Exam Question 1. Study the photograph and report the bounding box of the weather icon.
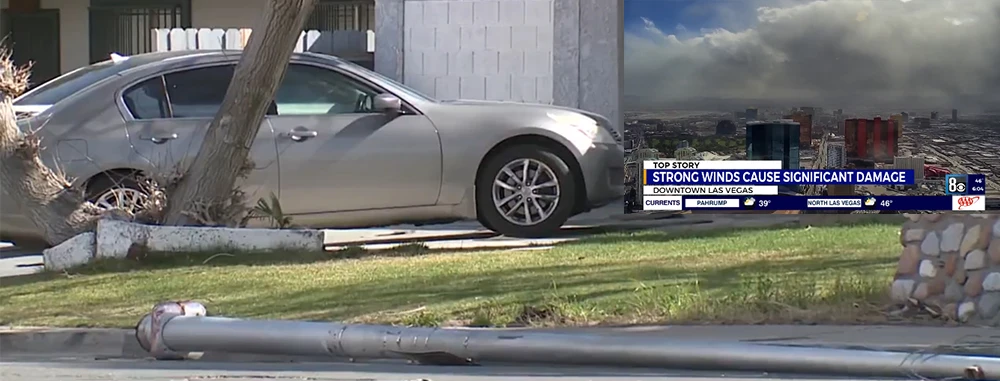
[743,197,756,207]
[864,197,877,207]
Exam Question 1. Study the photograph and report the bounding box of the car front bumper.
[578,142,625,209]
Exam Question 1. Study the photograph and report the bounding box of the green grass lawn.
[0,223,902,328]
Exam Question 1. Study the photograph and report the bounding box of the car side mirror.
[373,93,402,114]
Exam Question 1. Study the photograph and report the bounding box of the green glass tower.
[746,121,801,193]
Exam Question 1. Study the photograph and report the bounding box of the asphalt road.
[0,358,861,381]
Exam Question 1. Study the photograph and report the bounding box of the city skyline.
[625,0,1000,111]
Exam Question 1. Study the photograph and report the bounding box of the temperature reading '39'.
[947,176,967,194]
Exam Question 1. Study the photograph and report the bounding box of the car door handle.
[285,127,318,142]
[140,133,178,144]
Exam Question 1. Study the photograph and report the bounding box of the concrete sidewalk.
[3,324,998,362]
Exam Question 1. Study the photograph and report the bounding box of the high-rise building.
[931,111,939,120]
[715,120,738,135]
[844,118,899,163]
[893,156,925,184]
[783,112,813,147]
[901,112,909,122]
[952,109,958,122]
[747,121,801,193]
[745,108,759,121]
[826,140,846,169]
[746,121,800,170]
[890,114,905,139]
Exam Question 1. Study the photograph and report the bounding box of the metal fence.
[89,5,188,63]
[306,0,375,31]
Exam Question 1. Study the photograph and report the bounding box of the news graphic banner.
[643,195,987,212]
[944,174,988,195]
[642,160,782,196]
[641,160,916,196]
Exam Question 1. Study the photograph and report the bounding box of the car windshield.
[336,59,436,103]
[14,60,130,106]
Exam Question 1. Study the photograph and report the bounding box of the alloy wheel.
[491,158,561,226]
[94,187,148,213]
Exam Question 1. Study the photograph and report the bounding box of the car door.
[120,64,281,204]
[269,63,442,214]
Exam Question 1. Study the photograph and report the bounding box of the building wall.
[380,0,623,133]
[190,0,264,28]
[399,0,555,103]
[1,0,89,73]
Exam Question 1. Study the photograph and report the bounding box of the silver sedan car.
[1,51,623,247]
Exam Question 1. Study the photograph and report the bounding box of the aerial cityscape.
[624,0,1000,211]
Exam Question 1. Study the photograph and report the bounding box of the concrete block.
[485,75,511,100]
[472,1,499,25]
[421,1,449,25]
[498,50,524,74]
[536,24,554,50]
[524,0,553,26]
[459,76,486,99]
[498,0,526,25]
[423,52,449,76]
[144,226,324,253]
[435,25,461,52]
[95,219,325,260]
[511,27,538,50]
[511,75,538,102]
[460,26,487,50]
[485,26,512,50]
[536,76,553,104]
[434,76,460,99]
[448,1,473,25]
[405,74,436,96]
[403,51,424,78]
[448,51,474,75]
[406,26,436,51]
[42,232,96,271]
[95,218,148,260]
[523,50,551,76]
[473,50,499,75]
[403,1,423,27]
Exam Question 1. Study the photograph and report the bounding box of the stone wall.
[893,214,1000,324]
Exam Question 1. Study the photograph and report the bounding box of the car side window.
[123,77,170,119]
[274,64,378,116]
[163,65,235,118]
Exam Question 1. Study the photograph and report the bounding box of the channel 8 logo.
[945,174,968,195]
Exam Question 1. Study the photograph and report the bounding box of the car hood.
[440,99,602,119]
[438,99,621,142]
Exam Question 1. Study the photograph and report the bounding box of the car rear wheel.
[86,172,149,213]
[476,144,576,238]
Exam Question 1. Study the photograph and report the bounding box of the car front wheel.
[476,144,576,238]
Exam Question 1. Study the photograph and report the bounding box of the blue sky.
[624,0,761,36]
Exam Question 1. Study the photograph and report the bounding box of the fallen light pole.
[137,301,999,379]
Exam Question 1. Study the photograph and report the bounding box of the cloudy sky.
[625,0,1000,111]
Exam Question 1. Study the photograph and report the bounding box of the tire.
[476,144,576,238]
[85,171,148,212]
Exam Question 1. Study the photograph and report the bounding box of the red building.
[844,118,898,163]
[784,112,813,147]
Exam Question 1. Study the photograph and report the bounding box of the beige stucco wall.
[1,0,89,73]
[2,0,265,74]
[190,0,264,29]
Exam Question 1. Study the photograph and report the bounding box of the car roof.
[107,50,350,69]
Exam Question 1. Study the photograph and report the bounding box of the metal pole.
[137,302,999,379]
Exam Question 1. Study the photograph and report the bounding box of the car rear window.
[14,61,131,106]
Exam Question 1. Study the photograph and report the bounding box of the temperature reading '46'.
[880,199,893,209]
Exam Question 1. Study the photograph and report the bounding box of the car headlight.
[547,111,599,138]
